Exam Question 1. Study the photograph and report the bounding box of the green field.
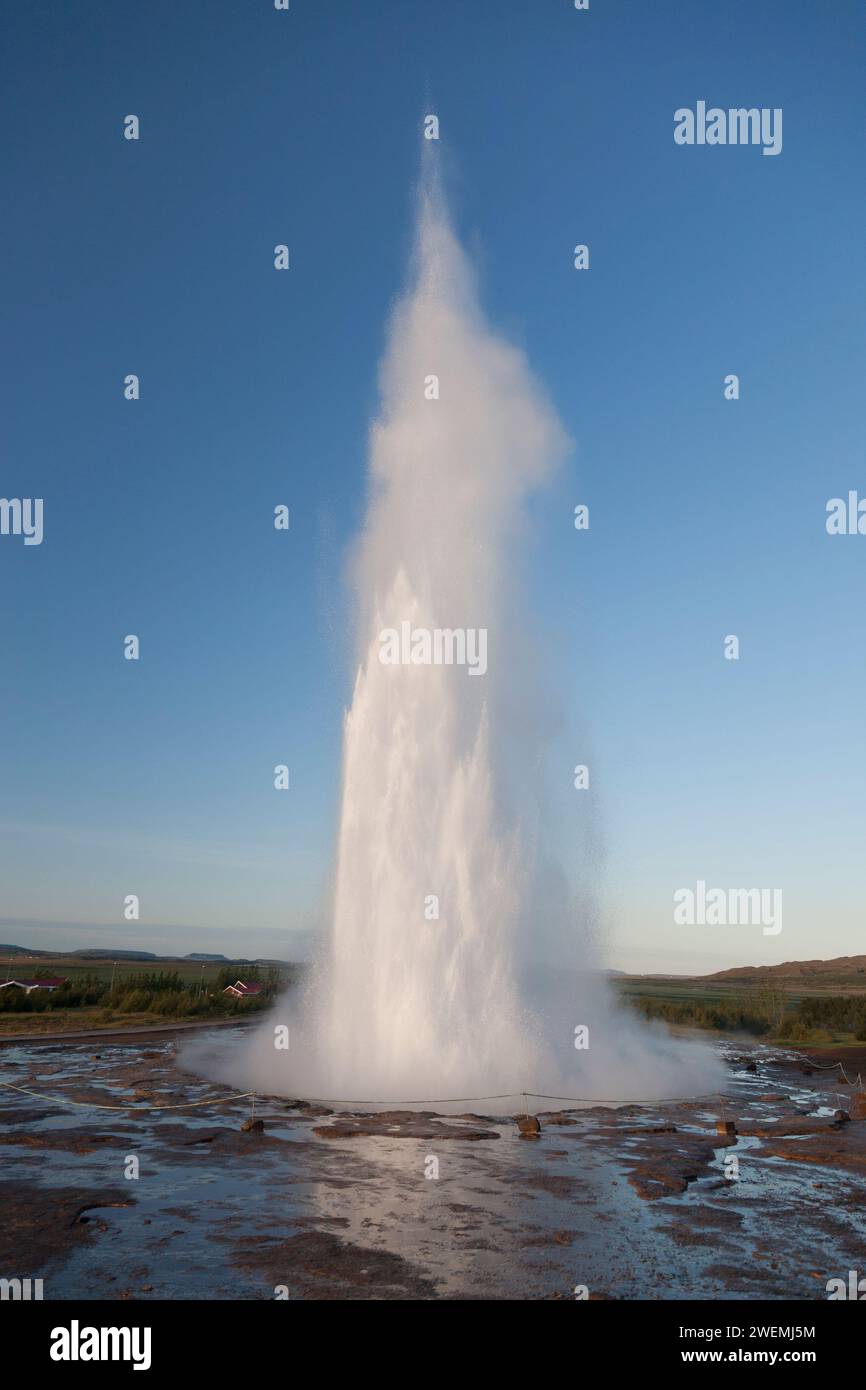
[3,956,865,1046]
[0,956,294,990]
[615,977,815,1007]
[0,955,300,1036]
[615,975,866,1046]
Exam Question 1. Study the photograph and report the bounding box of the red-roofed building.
[222,980,263,998]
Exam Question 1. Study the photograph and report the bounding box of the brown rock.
[241,1117,264,1133]
[518,1115,541,1138]
[716,1119,737,1136]
[312,1113,497,1141]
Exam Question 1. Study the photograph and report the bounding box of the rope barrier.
[0,1078,257,1112]
[802,1056,864,1088]
[0,1075,724,1112]
[2,1049,860,1116]
[296,1091,723,1106]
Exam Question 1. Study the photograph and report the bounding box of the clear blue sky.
[1,1,864,970]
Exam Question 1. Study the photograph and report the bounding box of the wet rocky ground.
[1,1030,864,1300]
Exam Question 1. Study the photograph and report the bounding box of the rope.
[0,1076,720,1112]
[802,1056,864,1087]
[297,1091,721,1106]
[0,1078,256,1112]
[3,1044,860,1117]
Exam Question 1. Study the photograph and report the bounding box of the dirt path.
[0,1016,256,1048]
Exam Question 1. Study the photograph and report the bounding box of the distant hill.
[0,944,159,961]
[707,955,866,984]
[612,956,866,996]
[69,949,159,961]
[0,943,294,967]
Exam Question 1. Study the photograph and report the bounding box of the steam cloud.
[185,149,722,1110]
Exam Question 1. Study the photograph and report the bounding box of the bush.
[775,1017,813,1042]
[122,971,186,995]
[115,989,152,1013]
[149,991,188,1016]
[50,975,108,1009]
[631,989,866,1042]
[632,996,771,1036]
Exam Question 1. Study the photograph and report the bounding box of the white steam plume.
[184,150,722,1109]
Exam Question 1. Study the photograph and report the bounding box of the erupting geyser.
[187,149,722,1109]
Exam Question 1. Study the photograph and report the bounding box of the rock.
[241,1117,264,1133]
[621,1124,678,1135]
[314,1124,491,1141]
[832,1110,850,1125]
[517,1115,541,1138]
[716,1119,737,1136]
[743,1062,757,1074]
[312,1113,497,1141]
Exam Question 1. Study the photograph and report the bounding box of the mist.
[184,149,723,1110]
